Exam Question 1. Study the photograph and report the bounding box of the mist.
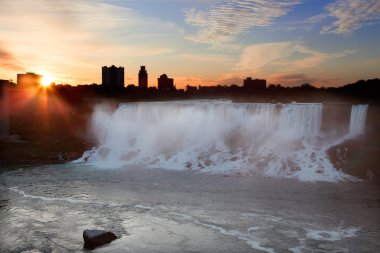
[76,101,368,182]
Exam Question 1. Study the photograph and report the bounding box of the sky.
[0,0,379,88]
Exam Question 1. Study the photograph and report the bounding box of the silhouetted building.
[102,65,124,88]
[158,74,175,91]
[243,77,266,91]
[0,79,12,87]
[138,66,148,88]
[17,72,42,88]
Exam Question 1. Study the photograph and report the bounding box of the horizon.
[7,70,379,90]
[1,0,380,88]
[6,68,380,89]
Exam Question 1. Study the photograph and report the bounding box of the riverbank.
[0,137,91,166]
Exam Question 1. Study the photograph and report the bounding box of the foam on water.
[289,227,360,253]
[305,227,359,241]
[75,101,368,182]
[171,212,276,253]
[8,187,120,207]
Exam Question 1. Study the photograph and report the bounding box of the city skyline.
[0,0,379,88]
[12,67,269,90]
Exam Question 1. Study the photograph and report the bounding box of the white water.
[349,104,368,137]
[76,101,368,182]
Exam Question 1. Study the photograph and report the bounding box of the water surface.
[1,164,379,252]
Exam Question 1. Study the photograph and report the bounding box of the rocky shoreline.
[327,138,380,184]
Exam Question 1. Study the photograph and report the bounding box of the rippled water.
[0,164,379,252]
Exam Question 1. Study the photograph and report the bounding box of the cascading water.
[349,104,368,137]
[76,101,368,182]
[279,103,322,138]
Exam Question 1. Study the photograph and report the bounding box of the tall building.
[102,65,124,88]
[17,72,42,88]
[243,77,266,91]
[138,66,148,88]
[158,74,175,91]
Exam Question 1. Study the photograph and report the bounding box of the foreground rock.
[83,229,118,250]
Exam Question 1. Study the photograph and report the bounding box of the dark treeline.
[53,78,380,103]
[2,78,379,104]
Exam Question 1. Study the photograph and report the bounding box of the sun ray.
[40,72,54,87]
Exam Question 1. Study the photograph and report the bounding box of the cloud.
[283,14,328,31]
[269,72,318,86]
[0,46,23,70]
[211,41,355,86]
[321,0,380,34]
[174,76,214,87]
[0,0,181,83]
[216,76,245,86]
[178,53,232,63]
[304,14,328,25]
[275,73,309,80]
[234,41,355,75]
[184,0,301,44]
[235,42,294,73]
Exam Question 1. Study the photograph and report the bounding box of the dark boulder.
[83,229,118,250]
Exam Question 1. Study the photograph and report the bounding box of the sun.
[41,72,54,87]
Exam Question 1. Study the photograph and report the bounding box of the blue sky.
[0,0,379,87]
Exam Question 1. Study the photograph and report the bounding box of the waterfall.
[76,101,367,182]
[279,103,322,138]
[349,105,368,137]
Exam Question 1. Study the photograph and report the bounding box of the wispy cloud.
[283,14,328,31]
[0,46,23,71]
[184,0,301,44]
[321,0,380,34]
[269,72,318,86]
[234,41,355,75]
[0,0,181,83]
[178,53,233,63]
[217,41,355,87]
[235,42,294,73]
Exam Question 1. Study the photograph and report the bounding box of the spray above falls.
[77,101,368,182]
